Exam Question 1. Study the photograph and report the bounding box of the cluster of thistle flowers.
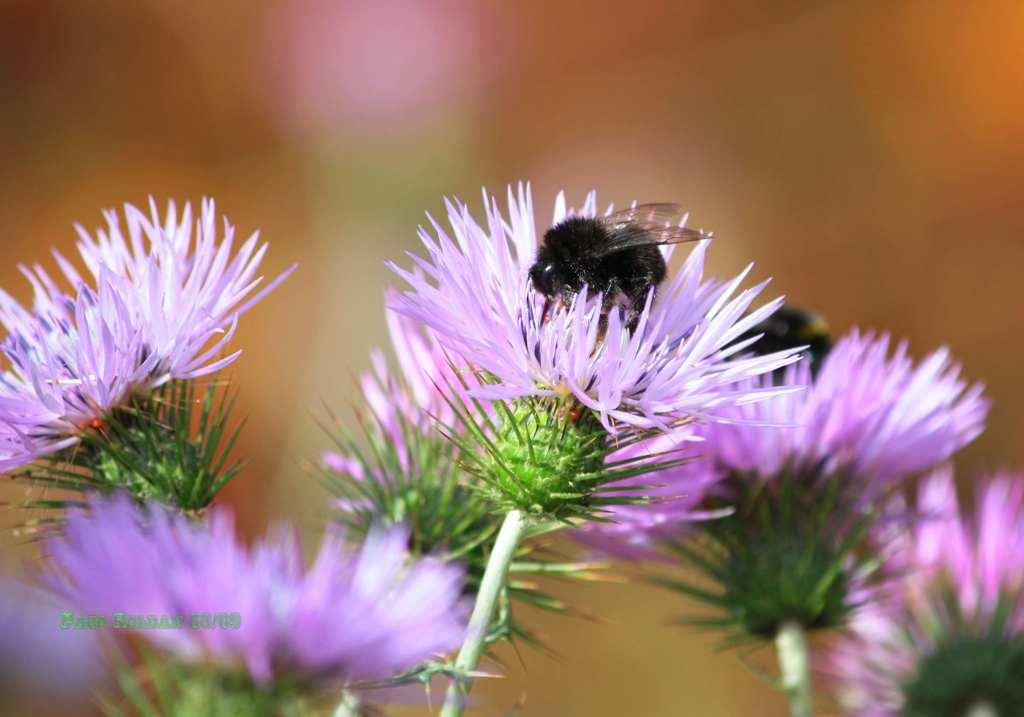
[0,184,1013,717]
[0,201,467,716]
[366,184,1006,716]
[582,331,1004,716]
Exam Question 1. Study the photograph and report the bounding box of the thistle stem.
[440,510,526,717]
[333,691,362,717]
[774,620,814,717]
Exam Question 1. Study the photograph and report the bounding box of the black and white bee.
[529,204,708,324]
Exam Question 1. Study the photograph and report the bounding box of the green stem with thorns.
[441,510,527,717]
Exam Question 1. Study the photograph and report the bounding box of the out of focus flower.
[44,493,466,689]
[322,296,479,532]
[389,184,801,434]
[266,0,496,135]
[322,297,461,483]
[651,328,986,641]
[829,468,1024,716]
[0,199,295,470]
[0,576,102,709]
[322,301,495,574]
[705,330,987,488]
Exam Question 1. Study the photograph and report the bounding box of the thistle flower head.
[356,297,462,444]
[44,494,467,692]
[15,379,243,520]
[322,300,491,555]
[322,305,598,646]
[652,329,986,640]
[0,199,295,470]
[829,468,1024,716]
[704,329,988,487]
[388,184,801,434]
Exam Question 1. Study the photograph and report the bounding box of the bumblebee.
[530,204,706,324]
[739,306,832,375]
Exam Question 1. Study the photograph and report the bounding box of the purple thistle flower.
[363,299,457,431]
[701,329,987,487]
[0,199,295,470]
[322,296,465,480]
[388,184,801,433]
[576,329,985,573]
[43,493,467,687]
[321,298,486,524]
[323,299,613,648]
[827,468,1024,716]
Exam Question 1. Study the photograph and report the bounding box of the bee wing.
[596,203,709,257]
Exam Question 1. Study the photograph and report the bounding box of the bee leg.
[623,282,658,333]
[540,292,574,326]
[603,277,623,311]
[540,297,553,325]
[595,277,626,344]
[596,312,610,344]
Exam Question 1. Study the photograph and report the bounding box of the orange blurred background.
[1,1,1022,715]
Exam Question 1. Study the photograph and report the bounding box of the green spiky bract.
[898,591,1024,716]
[9,380,243,529]
[104,644,451,717]
[319,398,608,650]
[436,383,689,648]
[320,401,495,565]
[661,468,880,646]
[98,649,326,717]
[903,634,1024,716]
[443,389,684,525]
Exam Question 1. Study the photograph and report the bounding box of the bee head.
[529,261,561,297]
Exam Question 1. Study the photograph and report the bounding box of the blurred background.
[1,1,1022,714]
